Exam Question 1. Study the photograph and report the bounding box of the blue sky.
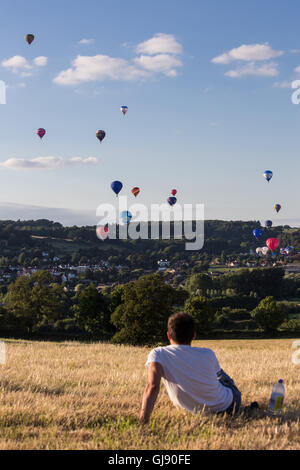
[1,0,300,226]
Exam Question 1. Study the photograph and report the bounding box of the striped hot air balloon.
[167,197,177,206]
[120,105,128,115]
[131,187,140,197]
[274,204,281,213]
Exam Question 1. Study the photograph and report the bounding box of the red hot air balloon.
[131,187,140,197]
[267,238,279,252]
[96,225,109,241]
[37,128,46,139]
[171,189,177,196]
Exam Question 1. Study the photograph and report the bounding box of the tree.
[185,273,213,294]
[18,252,26,265]
[75,284,111,338]
[31,257,40,268]
[5,276,37,333]
[251,296,286,333]
[5,271,68,333]
[185,296,216,335]
[111,274,176,345]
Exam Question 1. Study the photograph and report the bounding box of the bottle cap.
[278,379,283,383]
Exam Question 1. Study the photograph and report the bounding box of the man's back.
[146,345,233,414]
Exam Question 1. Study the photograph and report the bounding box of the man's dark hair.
[168,312,195,344]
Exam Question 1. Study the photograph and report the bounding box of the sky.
[1,0,300,226]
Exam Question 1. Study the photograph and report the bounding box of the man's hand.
[139,361,164,424]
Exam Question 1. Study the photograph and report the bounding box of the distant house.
[73,266,89,274]
[157,259,170,272]
[228,262,239,268]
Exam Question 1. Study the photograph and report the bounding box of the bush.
[251,296,286,333]
[280,319,300,331]
[226,308,251,321]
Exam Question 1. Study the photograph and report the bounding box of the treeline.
[0,268,299,345]
[1,219,300,258]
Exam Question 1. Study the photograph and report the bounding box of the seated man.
[139,312,244,424]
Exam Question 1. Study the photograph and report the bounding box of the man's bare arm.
[139,361,164,424]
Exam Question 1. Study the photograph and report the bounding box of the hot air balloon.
[171,189,177,196]
[285,246,293,254]
[25,34,34,45]
[261,246,269,256]
[265,220,273,229]
[263,170,273,182]
[96,130,106,142]
[111,181,123,197]
[253,228,262,240]
[256,247,262,255]
[37,128,46,139]
[120,210,132,225]
[167,197,177,206]
[96,225,109,241]
[267,238,279,252]
[131,187,140,198]
[274,204,281,213]
[120,106,128,116]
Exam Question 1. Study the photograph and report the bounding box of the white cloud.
[66,157,97,166]
[20,71,33,78]
[272,80,293,88]
[54,33,183,85]
[133,54,182,76]
[0,156,98,170]
[54,55,149,85]
[78,38,95,45]
[33,56,48,67]
[212,43,283,64]
[225,61,279,78]
[136,33,183,55]
[2,55,31,73]
[2,55,48,76]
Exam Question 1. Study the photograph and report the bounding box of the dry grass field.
[0,338,299,450]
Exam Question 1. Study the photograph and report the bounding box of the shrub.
[251,296,286,333]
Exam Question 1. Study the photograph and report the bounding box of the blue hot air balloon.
[263,170,273,182]
[265,220,273,229]
[253,228,262,240]
[167,196,177,206]
[120,105,128,115]
[119,210,132,225]
[111,181,123,196]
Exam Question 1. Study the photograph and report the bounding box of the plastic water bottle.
[267,379,285,416]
